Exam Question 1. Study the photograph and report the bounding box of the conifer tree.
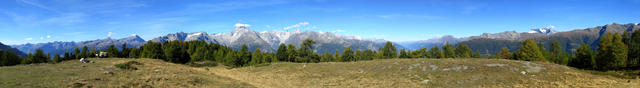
[454,44,472,58]
[80,46,88,58]
[276,43,288,62]
[73,48,80,59]
[550,40,564,64]
[142,41,164,59]
[164,41,190,64]
[239,45,251,66]
[341,47,355,62]
[428,45,443,58]
[399,49,410,58]
[129,46,140,58]
[380,41,397,59]
[334,50,341,61]
[321,50,333,62]
[516,40,545,61]
[596,33,628,70]
[442,42,456,58]
[628,29,640,67]
[286,44,297,62]
[250,48,263,65]
[499,47,512,59]
[106,45,119,58]
[53,53,61,63]
[120,44,129,58]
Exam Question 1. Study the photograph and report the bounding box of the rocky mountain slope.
[0,42,27,57]
[460,23,639,54]
[11,35,146,55]
[151,25,398,53]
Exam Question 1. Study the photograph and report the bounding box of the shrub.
[115,61,143,70]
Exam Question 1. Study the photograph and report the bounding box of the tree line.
[496,30,640,71]
[2,29,639,71]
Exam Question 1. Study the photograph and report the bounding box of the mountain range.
[151,25,400,53]
[0,42,27,57]
[11,35,145,56]
[7,23,639,56]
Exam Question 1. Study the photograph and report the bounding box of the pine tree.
[80,46,89,58]
[499,47,512,59]
[129,46,140,58]
[550,40,563,64]
[341,47,355,62]
[106,45,119,58]
[73,48,80,59]
[286,44,297,62]
[623,30,630,45]
[32,48,48,63]
[428,45,443,58]
[298,39,318,62]
[454,44,472,58]
[141,41,164,59]
[628,29,640,67]
[120,44,130,58]
[64,52,71,61]
[380,41,397,59]
[164,41,191,64]
[472,51,481,58]
[537,41,551,61]
[516,40,545,61]
[442,42,456,58]
[276,43,288,62]
[399,49,410,58]
[321,50,333,62]
[334,50,341,61]
[0,50,22,66]
[250,48,263,65]
[53,53,61,63]
[239,45,251,66]
[596,33,628,70]
[569,43,595,69]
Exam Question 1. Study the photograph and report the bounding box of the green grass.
[0,58,253,88]
[1,58,638,88]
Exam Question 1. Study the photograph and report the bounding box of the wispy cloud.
[46,35,51,38]
[235,23,251,28]
[43,13,86,25]
[16,0,62,13]
[331,29,346,33]
[107,32,113,37]
[24,38,33,40]
[284,22,309,30]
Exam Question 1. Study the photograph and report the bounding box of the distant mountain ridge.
[460,23,639,55]
[151,25,398,53]
[0,42,27,57]
[11,35,146,55]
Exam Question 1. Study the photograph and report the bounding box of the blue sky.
[1,0,639,45]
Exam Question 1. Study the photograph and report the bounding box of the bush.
[115,61,143,70]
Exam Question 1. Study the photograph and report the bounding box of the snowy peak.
[527,25,556,35]
[119,34,145,42]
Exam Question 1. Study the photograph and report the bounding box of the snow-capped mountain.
[397,35,469,50]
[151,24,397,53]
[470,26,558,40]
[527,26,556,35]
[11,35,146,55]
